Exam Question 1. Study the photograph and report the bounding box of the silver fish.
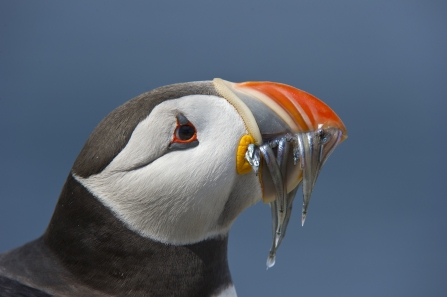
[246,127,344,268]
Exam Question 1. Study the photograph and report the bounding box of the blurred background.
[1,1,446,296]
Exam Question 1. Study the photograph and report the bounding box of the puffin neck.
[43,175,232,297]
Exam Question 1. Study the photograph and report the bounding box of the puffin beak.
[233,81,347,141]
[213,78,347,267]
[214,79,347,200]
[233,81,347,210]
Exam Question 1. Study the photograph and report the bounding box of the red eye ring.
[173,123,197,143]
[172,113,197,144]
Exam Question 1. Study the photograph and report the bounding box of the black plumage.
[0,81,231,296]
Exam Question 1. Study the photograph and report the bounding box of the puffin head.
[70,79,347,246]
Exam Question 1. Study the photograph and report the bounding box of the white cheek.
[75,95,259,245]
[107,109,175,172]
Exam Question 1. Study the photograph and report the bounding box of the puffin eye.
[175,124,196,141]
[169,113,199,150]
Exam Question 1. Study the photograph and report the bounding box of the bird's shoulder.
[0,275,52,297]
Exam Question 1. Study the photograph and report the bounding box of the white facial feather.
[74,95,262,245]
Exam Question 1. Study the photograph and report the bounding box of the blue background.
[1,1,446,296]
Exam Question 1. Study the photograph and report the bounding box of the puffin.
[0,79,347,297]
